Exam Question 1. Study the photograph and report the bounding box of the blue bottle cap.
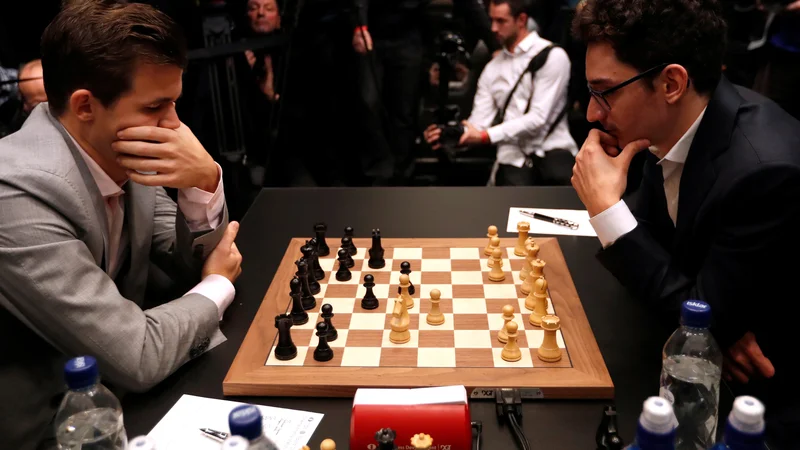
[229,405,263,441]
[681,300,712,328]
[64,356,99,390]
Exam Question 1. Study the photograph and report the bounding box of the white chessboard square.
[420,259,451,272]
[389,271,422,285]
[451,298,488,314]
[381,330,420,347]
[349,313,389,330]
[266,347,308,366]
[418,348,457,368]
[488,313,526,332]
[453,330,492,348]
[450,271,483,285]
[318,258,335,272]
[525,330,566,348]
[341,347,382,367]
[481,259,511,272]
[384,298,420,314]
[309,329,350,348]
[320,298,356,314]
[506,247,525,260]
[359,259,394,272]
[420,284,452,300]
[511,271,523,286]
[293,313,320,330]
[353,247,368,259]
[492,347,534,368]
[418,314,455,330]
[450,247,481,260]
[392,248,423,260]
[484,284,519,299]
[355,283,391,300]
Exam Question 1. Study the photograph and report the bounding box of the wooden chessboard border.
[223,237,614,399]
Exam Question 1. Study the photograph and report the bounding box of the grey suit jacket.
[0,104,229,449]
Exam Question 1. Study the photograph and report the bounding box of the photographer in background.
[423,0,578,186]
[752,0,800,121]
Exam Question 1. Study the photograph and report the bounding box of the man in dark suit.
[570,0,800,446]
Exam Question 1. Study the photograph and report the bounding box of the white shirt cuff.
[487,124,504,144]
[177,163,225,230]
[185,274,235,320]
[589,200,638,248]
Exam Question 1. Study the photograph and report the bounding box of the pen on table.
[519,210,580,230]
[200,427,229,441]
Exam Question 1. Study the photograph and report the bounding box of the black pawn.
[308,237,325,281]
[300,248,321,294]
[344,226,357,255]
[375,428,397,450]
[398,261,415,296]
[289,277,308,325]
[361,274,379,310]
[296,260,316,310]
[320,304,338,342]
[313,322,334,362]
[341,237,355,268]
[314,223,330,257]
[335,248,352,281]
[368,228,385,269]
[274,314,297,361]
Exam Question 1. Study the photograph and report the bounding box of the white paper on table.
[147,394,324,450]
[506,207,597,237]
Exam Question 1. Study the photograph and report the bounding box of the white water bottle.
[624,396,677,450]
[227,404,279,450]
[709,396,767,450]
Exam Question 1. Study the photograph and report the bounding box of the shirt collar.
[653,106,708,166]
[66,131,125,198]
[504,31,539,56]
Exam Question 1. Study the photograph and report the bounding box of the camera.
[438,122,464,146]
[431,31,470,151]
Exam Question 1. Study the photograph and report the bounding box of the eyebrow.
[588,77,615,86]
[147,94,181,105]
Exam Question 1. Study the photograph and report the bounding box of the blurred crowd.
[0,0,798,219]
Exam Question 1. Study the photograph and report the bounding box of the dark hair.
[572,0,727,94]
[490,0,530,18]
[41,0,188,116]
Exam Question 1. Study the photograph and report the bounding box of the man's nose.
[586,96,606,124]
[158,103,180,130]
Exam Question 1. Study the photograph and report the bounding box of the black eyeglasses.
[587,63,669,111]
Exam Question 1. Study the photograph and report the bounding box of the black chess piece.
[368,228,385,269]
[361,274,379,310]
[398,261,415,296]
[595,405,624,450]
[289,277,309,325]
[375,428,397,450]
[335,248,352,281]
[295,260,316,310]
[300,248,321,294]
[344,226,357,255]
[313,322,334,362]
[315,223,330,257]
[274,314,297,361]
[341,237,355,268]
[308,237,325,281]
[320,304,338,342]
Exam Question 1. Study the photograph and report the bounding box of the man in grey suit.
[0,2,244,448]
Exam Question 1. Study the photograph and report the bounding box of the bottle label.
[659,387,675,404]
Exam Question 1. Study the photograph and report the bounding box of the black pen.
[519,210,580,230]
[200,427,229,441]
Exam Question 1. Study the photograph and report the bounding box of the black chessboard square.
[324,284,358,299]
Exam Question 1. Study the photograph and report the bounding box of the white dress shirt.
[590,107,708,248]
[467,31,579,168]
[70,133,235,319]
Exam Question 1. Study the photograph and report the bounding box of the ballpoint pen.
[519,210,580,230]
[200,427,229,441]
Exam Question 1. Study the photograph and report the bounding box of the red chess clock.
[350,386,473,450]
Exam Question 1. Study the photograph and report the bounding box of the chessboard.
[224,226,613,399]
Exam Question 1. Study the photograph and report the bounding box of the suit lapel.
[673,77,742,249]
[119,181,155,304]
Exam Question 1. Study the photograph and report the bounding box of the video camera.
[431,30,470,150]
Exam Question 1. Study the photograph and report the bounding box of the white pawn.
[426,289,445,325]
[320,439,336,450]
[484,225,498,256]
[488,247,505,282]
[498,305,515,343]
[487,235,501,268]
[501,321,522,362]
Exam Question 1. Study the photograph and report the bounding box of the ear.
[68,89,95,123]
[517,12,529,30]
[662,64,690,105]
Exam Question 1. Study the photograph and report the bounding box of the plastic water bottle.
[228,404,279,450]
[128,435,157,449]
[624,396,677,450]
[709,396,766,450]
[221,435,251,449]
[659,300,723,450]
[54,355,128,449]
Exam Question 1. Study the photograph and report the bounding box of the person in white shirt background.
[423,0,579,186]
